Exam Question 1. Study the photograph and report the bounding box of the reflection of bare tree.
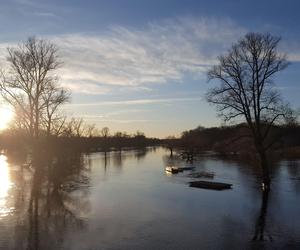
[102,151,110,172]
[100,147,154,171]
[134,148,147,161]
[252,189,271,241]
[287,160,300,177]
[286,160,300,193]
[163,155,181,168]
[162,153,197,169]
[112,151,123,169]
[9,147,90,250]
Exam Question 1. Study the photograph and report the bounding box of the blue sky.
[0,0,300,137]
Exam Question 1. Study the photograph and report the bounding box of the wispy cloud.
[11,0,59,23]
[72,109,142,119]
[77,118,152,124]
[66,96,202,107]
[14,0,55,10]
[1,15,298,96]
[62,82,111,95]
[97,119,153,124]
[51,17,246,94]
[34,12,57,17]
[279,39,300,62]
[14,0,37,6]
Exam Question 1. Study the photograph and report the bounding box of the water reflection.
[134,148,147,161]
[163,154,195,169]
[100,147,156,171]
[0,147,299,249]
[0,155,13,218]
[2,147,90,250]
[112,151,123,169]
[252,190,271,241]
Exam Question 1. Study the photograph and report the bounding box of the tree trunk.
[46,119,51,137]
[170,147,173,157]
[258,148,270,190]
[34,107,40,138]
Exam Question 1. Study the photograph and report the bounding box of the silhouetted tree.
[0,37,69,138]
[85,124,97,137]
[48,114,67,137]
[42,84,70,136]
[62,118,85,137]
[165,136,177,157]
[101,127,110,138]
[207,32,294,189]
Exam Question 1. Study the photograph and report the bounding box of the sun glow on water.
[0,155,13,218]
[0,106,13,130]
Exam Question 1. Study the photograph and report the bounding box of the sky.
[0,0,299,138]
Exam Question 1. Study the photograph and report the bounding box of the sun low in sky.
[0,0,299,137]
[0,106,14,130]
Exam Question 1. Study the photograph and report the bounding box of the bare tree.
[0,37,69,138]
[101,127,110,138]
[84,124,97,137]
[59,117,99,138]
[61,118,84,137]
[165,136,177,157]
[42,83,70,137]
[49,114,68,137]
[207,32,293,189]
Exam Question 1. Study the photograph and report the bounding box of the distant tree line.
[164,122,300,157]
[0,125,160,152]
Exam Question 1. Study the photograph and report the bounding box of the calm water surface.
[0,147,299,249]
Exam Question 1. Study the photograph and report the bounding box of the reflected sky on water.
[0,147,299,249]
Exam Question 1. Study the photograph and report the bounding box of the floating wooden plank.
[188,171,215,179]
[189,181,232,190]
[178,167,195,171]
[291,176,300,181]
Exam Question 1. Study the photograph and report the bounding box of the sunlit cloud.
[284,51,300,62]
[51,17,247,93]
[62,82,111,95]
[1,15,299,97]
[71,109,144,121]
[279,40,300,62]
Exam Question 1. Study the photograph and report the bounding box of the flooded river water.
[0,147,299,249]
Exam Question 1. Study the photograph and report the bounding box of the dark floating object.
[189,181,232,190]
[291,176,300,181]
[188,171,215,179]
[178,166,195,171]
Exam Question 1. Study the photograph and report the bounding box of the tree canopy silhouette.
[0,37,69,138]
[206,32,294,189]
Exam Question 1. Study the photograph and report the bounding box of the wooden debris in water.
[290,176,300,181]
[188,171,215,179]
[189,180,232,190]
[178,166,195,171]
